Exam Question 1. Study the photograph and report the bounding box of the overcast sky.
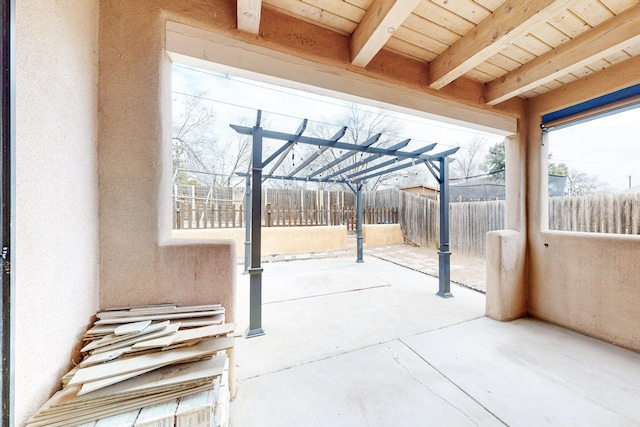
[173,63,640,193]
[548,107,640,191]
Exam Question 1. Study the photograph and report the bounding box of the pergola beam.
[348,143,437,178]
[237,0,262,34]
[486,4,640,105]
[309,133,381,178]
[324,138,411,179]
[351,0,422,67]
[429,0,573,90]
[286,126,346,177]
[230,125,452,162]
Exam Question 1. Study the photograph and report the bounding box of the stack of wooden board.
[26,304,234,427]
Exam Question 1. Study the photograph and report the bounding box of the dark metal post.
[243,174,250,274]
[247,125,265,337]
[1,0,15,424]
[437,157,453,298]
[356,183,364,263]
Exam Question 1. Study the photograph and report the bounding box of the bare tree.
[450,135,487,180]
[299,104,404,190]
[172,90,252,188]
[566,170,611,196]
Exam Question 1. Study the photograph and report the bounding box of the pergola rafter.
[231,112,459,338]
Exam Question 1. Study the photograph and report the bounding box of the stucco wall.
[173,226,348,255]
[526,62,640,353]
[98,3,238,322]
[15,1,100,424]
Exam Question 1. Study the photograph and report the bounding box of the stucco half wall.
[173,226,347,255]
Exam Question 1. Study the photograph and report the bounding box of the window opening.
[546,106,640,234]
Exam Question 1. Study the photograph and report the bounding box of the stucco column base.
[486,230,527,321]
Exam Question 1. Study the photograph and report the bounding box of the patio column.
[243,174,250,273]
[247,125,265,337]
[437,156,452,298]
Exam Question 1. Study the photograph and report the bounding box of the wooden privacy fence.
[175,201,398,230]
[549,193,640,234]
[397,190,505,257]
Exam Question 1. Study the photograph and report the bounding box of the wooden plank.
[411,0,473,35]
[429,0,576,89]
[95,311,224,325]
[133,399,179,427]
[27,385,214,427]
[264,0,357,34]
[131,323,235,351]
[114,321,152,336]
[99,305,221,318]
[93,409,139,427]
[175,388,217,427]
[486,3,640,105]
[82,321,173,353]
[237,0,262,34]
[350,0,422,67]
[69,338,222,386]
[90,323,180,355]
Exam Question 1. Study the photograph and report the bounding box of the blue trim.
[542,84,640,126]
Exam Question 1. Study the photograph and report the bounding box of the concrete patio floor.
[230,256,640,426]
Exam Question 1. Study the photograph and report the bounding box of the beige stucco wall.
[362,224,404,247]
[173,226,348,255]
[98,2,239,323]
[15,1,100,424]
[526,61,640,352]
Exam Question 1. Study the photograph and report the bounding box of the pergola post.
[437,156,453,298]
[356,183,364,263]
[247,125,265,338]
[243,174,250,274]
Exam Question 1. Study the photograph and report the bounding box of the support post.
[247,125,265,338]
[437,157,453,298]
[1,1,15,424]
[243,174,250,274]
[356,183,364,263]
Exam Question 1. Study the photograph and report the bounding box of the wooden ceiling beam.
[486,3,640,105]
[237,0,262,34]
[428,0,574,90]
[350,0,421,67]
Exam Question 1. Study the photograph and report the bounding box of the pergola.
[232,111,459,337]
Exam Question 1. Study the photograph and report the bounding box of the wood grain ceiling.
[236,0,640,106]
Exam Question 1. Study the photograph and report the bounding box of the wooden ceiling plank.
[547,8,590,38]
[486,4,640,105]
[603,49,632,64]
[500,44,536,64]
[600,0,639,14]
[528,22,571,48]
[411,1,474,35]
[386,37,437,61]
[390,23,449,54]
[473,0,507,11]
[569,0,614,26]
[303,0,366,22]
[350,0,422,67]
[430,0,491,25]
[486,52,524,72]
[238,0,263,34]
[403,13,460,46]
[511,34,554,57]
[428,0,574,90]
[345,0,372,9]
[264,0,357,34]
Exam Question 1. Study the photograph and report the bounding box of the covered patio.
[231,256,640,426]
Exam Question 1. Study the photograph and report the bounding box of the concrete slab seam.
[382,342,482,426]
[397,338,509,426]
[262,284,392,305]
